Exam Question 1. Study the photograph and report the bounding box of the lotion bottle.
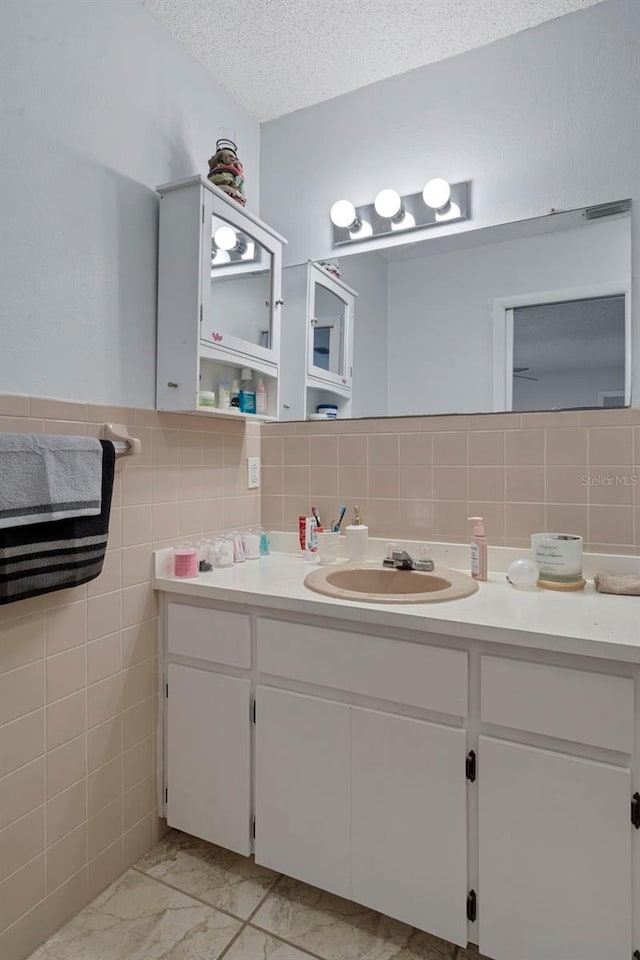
[256,378,267,414]
[468,516,487,581]
[345,505,368,562]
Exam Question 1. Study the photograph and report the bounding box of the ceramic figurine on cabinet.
[207,137,246,206]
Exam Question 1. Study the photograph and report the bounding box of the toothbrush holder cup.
[317,531,340,564]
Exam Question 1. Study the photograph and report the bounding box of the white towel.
[0,434,103,529]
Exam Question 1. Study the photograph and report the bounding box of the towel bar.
[104,423,142,458]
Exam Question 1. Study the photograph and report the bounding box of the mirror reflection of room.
[279,203,630,421]
[210,214,273,349]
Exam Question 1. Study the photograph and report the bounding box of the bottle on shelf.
[256,378,267,414]
[239,368,256,414]
[230,379,240,408]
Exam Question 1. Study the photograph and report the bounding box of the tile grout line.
[213,919,249,960]
[244,872,283,923]
[128,863,268,925]
[244,920,333,960]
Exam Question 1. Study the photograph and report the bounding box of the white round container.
[243,530,261,559]
[317,531,340,564]
[345,524,368,562]
[198,390,216,408]
[531,533,583,583]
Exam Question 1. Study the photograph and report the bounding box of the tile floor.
[28,829,488,960]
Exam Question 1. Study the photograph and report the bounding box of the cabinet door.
[478,736,632,960]
[203,192,282,367]
[351,708,468,945]
[254,686,350,898]
[166,664,251,855]
[307,266,355,391]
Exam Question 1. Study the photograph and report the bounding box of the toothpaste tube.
[305,517,318,553]
[299,516,318,553]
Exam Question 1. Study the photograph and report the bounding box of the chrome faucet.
[383,549,435,572]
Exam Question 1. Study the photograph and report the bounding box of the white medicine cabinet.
[280,261,357,420]
[156,176,287,421]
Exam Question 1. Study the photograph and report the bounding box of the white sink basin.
[304,563,478,604]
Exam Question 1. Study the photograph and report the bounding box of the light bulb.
[391,211,416,231]
[423,178,451,210]
[214,225,237,250]
[436,201,461,222]
[241,242,256,261]
[350,220,372,239]
[211,249,230,266]
[374,189,402,219]
[330,200,357,229]
[234,235,248,256]
[506,558,539,590]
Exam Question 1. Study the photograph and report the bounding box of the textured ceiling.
[143,0,604,121]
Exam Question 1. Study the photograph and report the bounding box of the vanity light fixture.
[330,178,470,246]
[211,248,231,265]
[374,189,417,232]
[422,178,452,210]
[330,200,373,239]
[213,225,238,250]
[211,225,259,269]
[374,189,403,219]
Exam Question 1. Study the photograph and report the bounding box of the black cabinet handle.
[466,889,477,923]
[632,793,640,829]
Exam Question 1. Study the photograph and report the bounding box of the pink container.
[173,547,199,578]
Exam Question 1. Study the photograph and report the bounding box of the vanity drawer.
[480,656,634,752]
[167,603,251,668]
[256,618,468,717]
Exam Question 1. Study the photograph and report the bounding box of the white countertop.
[153,543,640,664]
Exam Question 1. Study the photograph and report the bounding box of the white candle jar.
[531,533,583,583]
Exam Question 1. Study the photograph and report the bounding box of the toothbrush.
[333,505,347,532]
[311,506,322,528]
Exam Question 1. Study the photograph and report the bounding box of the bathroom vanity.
[153,553,640,960]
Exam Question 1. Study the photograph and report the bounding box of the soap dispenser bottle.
[345,505,368,562]
[468,516,487,581]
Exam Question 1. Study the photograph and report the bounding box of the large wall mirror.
[280,201,631,420]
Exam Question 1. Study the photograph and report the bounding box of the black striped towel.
[0,440,116,605]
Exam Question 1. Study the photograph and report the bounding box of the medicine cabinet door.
[306,265,355,391]
[202,195,282,368]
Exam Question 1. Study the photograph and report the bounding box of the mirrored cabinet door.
[307,265,355,390]
[201,194,282,367]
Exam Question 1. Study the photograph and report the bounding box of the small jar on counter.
[212,538,234,568]
[243,529,261,559]
[173,544,199,578]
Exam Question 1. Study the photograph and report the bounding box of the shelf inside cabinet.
[186,407,276,423]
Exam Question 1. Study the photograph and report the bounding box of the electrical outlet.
[247,456,260,489]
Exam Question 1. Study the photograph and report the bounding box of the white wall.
[386,218,629,415]
[0,0,260,408]
[337,252,389,417]
[260,0,640,404]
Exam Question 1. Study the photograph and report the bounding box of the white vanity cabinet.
[156,176,286,421]
[255,686,351,898]
[254,687,468,945]
[479,737,632,960]
[350,707,467,944]
[280,261,357,420]
[158,593,640,960]
[166,664,251,855]
[164,602,252,854]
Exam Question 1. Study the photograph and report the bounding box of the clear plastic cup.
[317,531,340,564]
